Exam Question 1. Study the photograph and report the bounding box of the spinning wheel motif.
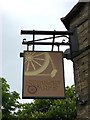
[24,52,50,76]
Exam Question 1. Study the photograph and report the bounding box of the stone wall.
[69,3,90,120]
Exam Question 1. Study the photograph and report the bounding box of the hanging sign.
[22,51,65,98]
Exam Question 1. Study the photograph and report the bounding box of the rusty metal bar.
[52,34,55,51]
[22,41,70,46]
[33,30,35,51]
[21,30,73,35]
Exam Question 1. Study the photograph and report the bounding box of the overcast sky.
[1,0,78,103]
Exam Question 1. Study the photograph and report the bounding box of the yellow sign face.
[22,51,65,98]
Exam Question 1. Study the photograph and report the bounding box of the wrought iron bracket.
[20,30,79,60]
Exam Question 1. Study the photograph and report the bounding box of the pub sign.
[22,51,65,98]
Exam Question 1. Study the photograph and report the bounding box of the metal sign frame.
[20,30,72,52]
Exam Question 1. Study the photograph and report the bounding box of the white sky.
[1,0,78,103]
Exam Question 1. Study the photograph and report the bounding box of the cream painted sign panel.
[22,51,65,98]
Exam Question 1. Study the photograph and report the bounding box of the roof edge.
[61,2,86,30]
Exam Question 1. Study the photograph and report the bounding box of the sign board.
[22,51,65,98]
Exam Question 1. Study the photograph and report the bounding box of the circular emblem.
[24,52,50,76]
[28,86,37,94]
